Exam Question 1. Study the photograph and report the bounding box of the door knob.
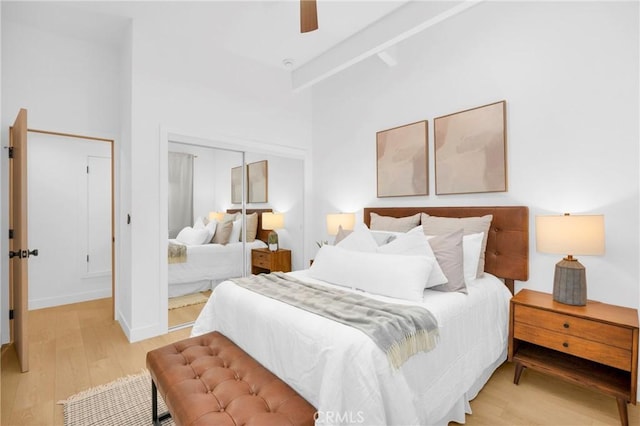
[28,249,38,257]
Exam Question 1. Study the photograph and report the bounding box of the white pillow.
[378,232,448,288]
[463,232,484,282]
[308,245,434,302]
[175,226,211,245]
[193,216,207,229]
[229,218,242,242]
[335,226,378,252]
[205,220,217,243]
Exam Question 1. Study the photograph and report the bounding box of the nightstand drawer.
[513,322,632,371]
[514,305,632,350]
[252,251,271,269]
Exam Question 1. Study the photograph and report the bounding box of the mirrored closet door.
[166,141,305,329]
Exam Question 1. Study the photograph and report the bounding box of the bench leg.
[151,378,172,426]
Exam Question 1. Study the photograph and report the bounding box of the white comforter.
[192,270,511,425]
[168,239,266,286]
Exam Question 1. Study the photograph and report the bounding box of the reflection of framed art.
[376,120,428,198]
[434,100,507,195]
[231,166,243,204]
[248,160,268,203]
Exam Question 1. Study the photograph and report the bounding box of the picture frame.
[231,166,243,204]
[434,100,507,195]
[247,160,268,203]
[376,120,428,198]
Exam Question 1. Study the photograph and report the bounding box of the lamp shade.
[536,214,605,256]
[262,212,284,230]
[326,213,355,236]
[208,211,225,222]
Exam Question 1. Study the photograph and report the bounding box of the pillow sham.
[462,232,483,282]
[176,226,211,246]
[335,226,378,252]
[334,225,353,245]
[229,218,242,243]
[308,245,435,302]
[370,212,421,232]
[377,231,448,288]
[193,216,207,230]
[244,212,259,242]
[205,220,217,243]
[427,229,466,294]
[421,213,492,278]
[211,220,233,245]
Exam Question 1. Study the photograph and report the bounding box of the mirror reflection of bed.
[167,141,305,328]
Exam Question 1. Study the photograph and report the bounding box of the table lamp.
[535,214,605,305]
[326,213,356,236]
[262,212,284,251]
[208,211,225,222]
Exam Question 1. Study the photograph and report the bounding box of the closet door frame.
[159,128,309,333]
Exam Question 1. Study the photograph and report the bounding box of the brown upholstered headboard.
[364,206,529,294]
[226,208,272,243]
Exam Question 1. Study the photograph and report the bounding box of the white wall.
[311,1,639,309]
[1,20,122,342]
[27,133,111,309]
[123,14,312,341]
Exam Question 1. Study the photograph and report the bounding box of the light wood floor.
[1,297,639,426]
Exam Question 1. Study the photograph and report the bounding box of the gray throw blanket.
[230,272,439,369]
[168,241,187,264]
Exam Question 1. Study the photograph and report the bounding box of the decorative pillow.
[223,212,239,222]
[334,225,353,245]
[370,212,421,232]
[462,232,484,282]
[308,245,434,302]
[176,226,211,246]
[335,226,378,252]
[229,218,242,243]
[212,220,233,245]
[421,213,493,278]
[193,216,207,230]
[205,220,217,243]
[244,212,259,242]
[377,231,448,288]
[427,229,466,294]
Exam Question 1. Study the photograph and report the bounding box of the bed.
[191,206,529,425]
[168,208,271,298]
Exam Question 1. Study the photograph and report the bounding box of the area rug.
[60,370,174,426]
[167,292,209,310]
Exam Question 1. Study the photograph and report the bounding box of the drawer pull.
[562,342,569,348]
[563,323,569,328]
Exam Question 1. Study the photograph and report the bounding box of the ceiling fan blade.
[300,0,318,33]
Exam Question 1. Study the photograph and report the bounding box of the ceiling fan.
[300,0,319,33]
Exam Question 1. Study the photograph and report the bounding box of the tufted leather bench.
[146,331,316,426]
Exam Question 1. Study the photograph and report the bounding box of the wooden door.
[9,108,29,372]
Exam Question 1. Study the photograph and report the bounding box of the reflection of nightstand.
[251,248,292,274]
[509,289,638,426]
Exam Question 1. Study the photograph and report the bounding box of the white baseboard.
[29,288,111,310]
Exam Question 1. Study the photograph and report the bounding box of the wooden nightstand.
[509,289,639,426]
[251,248,291,274]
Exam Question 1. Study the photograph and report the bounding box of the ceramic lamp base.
[552,258,587,306]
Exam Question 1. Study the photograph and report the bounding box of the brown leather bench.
[146,331,316,426]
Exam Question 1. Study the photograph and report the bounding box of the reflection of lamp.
[262,212,284,251]
[536,214,605,306]
[208,211,225,222]
[326,213,356,236]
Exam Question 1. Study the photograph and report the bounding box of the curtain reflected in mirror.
[167,141,304,329]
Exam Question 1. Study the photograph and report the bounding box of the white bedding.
[168,239,267,297]
[191,270,512,425]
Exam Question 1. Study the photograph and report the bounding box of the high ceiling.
[2,0,409,70]
[3,1,480,90]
